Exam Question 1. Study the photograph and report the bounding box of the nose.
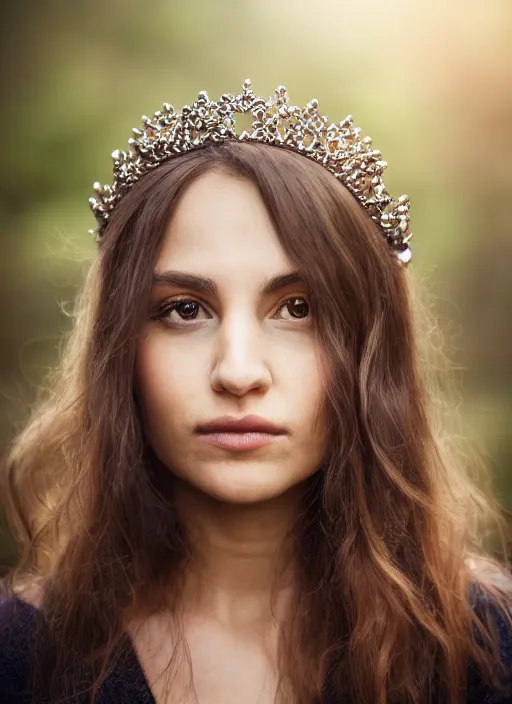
[210,315,272,397]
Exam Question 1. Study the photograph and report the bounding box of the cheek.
[287,342,325,407]
[307,351,329,443]
[279,342,328,450]
[134,334,202,433]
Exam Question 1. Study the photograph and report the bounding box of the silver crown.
[89,79,413,265]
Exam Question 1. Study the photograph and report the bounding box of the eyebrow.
[151,270,306,297]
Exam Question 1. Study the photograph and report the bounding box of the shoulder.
[469,566,512,652]
[0,592,39,703]
[467,569,512,703]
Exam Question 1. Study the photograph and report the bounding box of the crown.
[89,79,413,265]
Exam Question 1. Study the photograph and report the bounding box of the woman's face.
[135,170,327,504]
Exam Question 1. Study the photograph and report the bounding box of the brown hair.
[1,140,511,703]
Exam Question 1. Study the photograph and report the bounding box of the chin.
[200,485,289,506]
[176,463,308,505]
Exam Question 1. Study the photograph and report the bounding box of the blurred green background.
[1,0,511,567]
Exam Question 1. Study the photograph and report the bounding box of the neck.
[174,478,305,629]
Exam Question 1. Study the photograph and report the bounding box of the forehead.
[156,171,293,280]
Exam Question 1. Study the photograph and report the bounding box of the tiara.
[89,79,413,265]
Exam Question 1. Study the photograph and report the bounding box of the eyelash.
[152,296,310,326]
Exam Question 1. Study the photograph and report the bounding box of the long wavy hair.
[1,140,511,704]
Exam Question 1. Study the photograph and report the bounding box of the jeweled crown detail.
[89,79,412,264]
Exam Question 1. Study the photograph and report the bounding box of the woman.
[0,80,511,704]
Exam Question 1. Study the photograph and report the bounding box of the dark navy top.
[0,586,511,703]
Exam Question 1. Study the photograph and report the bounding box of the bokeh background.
[1,0,511,567]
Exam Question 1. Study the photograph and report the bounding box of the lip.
[198,432,282,451]
[195,414,286,435]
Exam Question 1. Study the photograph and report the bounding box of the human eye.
[273,297,310,321]
[151,297,212,327]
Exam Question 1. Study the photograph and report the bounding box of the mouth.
[195,415,287,452]
[196,414,286,435]
[198,431,282,451]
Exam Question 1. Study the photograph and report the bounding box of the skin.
[132,171,328,703]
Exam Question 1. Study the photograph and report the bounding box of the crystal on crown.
[89,79,413,265]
